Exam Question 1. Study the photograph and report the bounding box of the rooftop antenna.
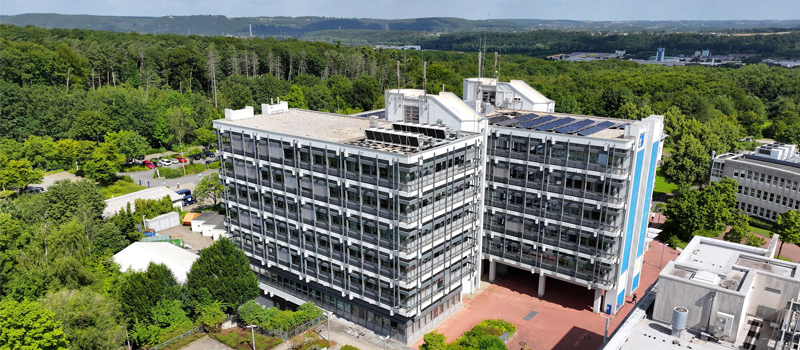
[494,52,499,79]
[396,60,400,93]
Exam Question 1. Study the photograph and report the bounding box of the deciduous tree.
[185,238,259,312]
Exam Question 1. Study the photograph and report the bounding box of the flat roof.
[113,242,198,283]
[486,109,640,140]
[103,186,181,218]
[216,109,392,144]
[662,236,800,289]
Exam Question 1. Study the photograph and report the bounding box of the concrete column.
[593,288,603,314]
[489,260,496,282]
[538,274,546,298]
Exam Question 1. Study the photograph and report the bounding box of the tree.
[55,139,94,171]
[724,212,750,244]
[0,299,70,350]
[775,210,800,258]
[196,301,226,332]
[661,134,710,189]
[166,107,195,153]
[421,332,447,350]
[350,75,381,111]
[70,110,111,142]
[104,130,149,161]
[91,222,129,255]
[193,127,216,149]
[153,116,172,148]
[281,85,308,109]
[82,142,125,185]
[115,263,183,325]
[0,213,31,298]
[0,158,44,192]
[185,238,259,312]
[22,135,57,169]
[663,177,738,241]
[44,179,106,222]
[41,289,125,350]
[195,173,223,205]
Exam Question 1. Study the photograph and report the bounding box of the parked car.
[143,160,156,169]
[183,197,197,205]
[203,150,215,158]
[22,186,44,194]
[176,156,188,164]
[158,159,174,167]
[190,153,204,161]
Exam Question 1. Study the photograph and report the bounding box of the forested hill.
[2,13,800,37]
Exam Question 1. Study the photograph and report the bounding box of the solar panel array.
[392,122,448,139]
[365,128,421,148]
[490,113,623,137]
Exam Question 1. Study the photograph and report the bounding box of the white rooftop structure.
[605,235,800,350]
[113,242,199,283]
[463,77,555,114]
[102,186,183,218]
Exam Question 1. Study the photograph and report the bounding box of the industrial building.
[213,98,486,344]
[710,143,800,222]
[214,78,664,343]
[604,234,800,350]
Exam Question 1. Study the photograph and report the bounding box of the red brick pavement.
[415,239,680,350]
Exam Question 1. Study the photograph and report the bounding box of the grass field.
[100,178,146,199]
[653,170,679,197]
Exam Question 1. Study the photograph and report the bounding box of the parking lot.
[159,224,215,253]
[417,239,680,350]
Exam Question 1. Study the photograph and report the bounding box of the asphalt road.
[121,164,218,192]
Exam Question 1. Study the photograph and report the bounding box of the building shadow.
[551,326,603,350]
[491,265,594,312]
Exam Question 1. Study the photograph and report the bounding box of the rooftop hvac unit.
[714,312,735,338]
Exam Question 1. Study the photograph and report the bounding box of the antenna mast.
[494,52,499,79]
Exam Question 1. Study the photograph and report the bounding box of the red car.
[176,156,189,164]
[143,160,156,169]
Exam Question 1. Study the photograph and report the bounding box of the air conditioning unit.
[714,312,735,338]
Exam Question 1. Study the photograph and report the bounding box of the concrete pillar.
[538,274,546,298]
[489,260,496,282]
[593,288,603,314]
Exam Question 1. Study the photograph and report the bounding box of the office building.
[214,98,487,344]
[215,78,665,343]
[711,143,800,222]
[388,80,665,315]
[603,234,800,350]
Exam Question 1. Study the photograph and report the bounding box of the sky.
[0,0,798,21]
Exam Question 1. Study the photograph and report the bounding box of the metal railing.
[256,313,328,340]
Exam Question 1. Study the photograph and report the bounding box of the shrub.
[749,217,774,230]
[341,346,361,350]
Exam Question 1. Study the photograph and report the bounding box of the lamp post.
[660,242,667,269]
[325,311,332,342]
[246,325,258,350]
[603,315,610,344]
[122,325,131,350]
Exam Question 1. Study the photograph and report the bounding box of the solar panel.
[577,121,616,136]
[534,117,575,131]
[392,124,407,132]
[496,113,539,126]
[518,115,557,129]
[554,119,594,134]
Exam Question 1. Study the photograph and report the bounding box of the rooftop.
[486,109,640,140]
[113,242,199,283]
[103,186,181,218]
[662,236,799,292]
[216,109,392,144]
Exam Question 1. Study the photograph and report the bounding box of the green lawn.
[100,179,146,199]
[653,171,679,196]
[750,225,774,237]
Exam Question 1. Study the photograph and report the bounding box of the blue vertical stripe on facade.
[621,149,645,273]
[617,290,625,312]
[637,142,660,258]
[632,272,640,291]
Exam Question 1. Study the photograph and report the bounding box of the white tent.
[113,242,198,283]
